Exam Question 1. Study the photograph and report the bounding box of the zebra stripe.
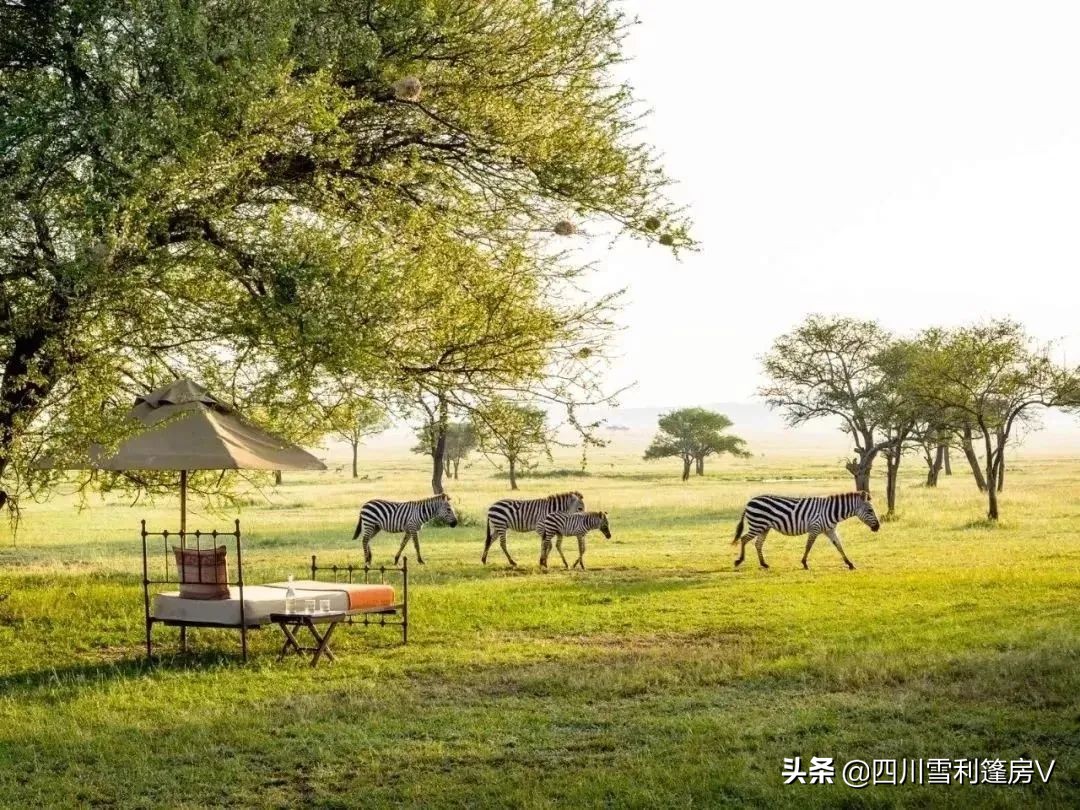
[482,491,585,567]
[732,491,880,570]
[352,494,458,566]
[538,510,611,570]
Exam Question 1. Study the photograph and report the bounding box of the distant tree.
[761,316,896,492]
[869,340,926,516]
[643,408,749,481]
[413,421,477,481]
[906,321,1080,520]
[913,426,950,488]
[475,400,552,490]
[407,390,452,494]
[324,395,388,479]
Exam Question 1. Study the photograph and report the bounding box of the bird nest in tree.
[553,220,576,236]
[391,76,423,101]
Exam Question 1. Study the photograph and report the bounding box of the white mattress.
[152,584,352,626]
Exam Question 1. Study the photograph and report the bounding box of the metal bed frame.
[140,520,409,661]
[309,555,409,644]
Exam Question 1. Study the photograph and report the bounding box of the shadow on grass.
[0,648,253,694]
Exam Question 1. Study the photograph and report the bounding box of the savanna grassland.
[0,448,1077,808]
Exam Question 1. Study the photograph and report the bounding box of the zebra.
[482,491,585,567]
[731,491,880,570]
[538,511,611,570]
[351,493,459,566]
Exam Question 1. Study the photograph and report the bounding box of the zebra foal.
[352,493,459,566]
[483,491,585,567]
[539,511,611,570]
[732,491,880,570]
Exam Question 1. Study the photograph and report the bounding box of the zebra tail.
[352,514,363,541]
[486,517,491,545]
[731,515,745,545]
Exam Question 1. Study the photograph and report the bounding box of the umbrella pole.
[180,470,187,547]
[179,469,188,654]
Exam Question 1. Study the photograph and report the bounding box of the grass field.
[0,449,1077,808]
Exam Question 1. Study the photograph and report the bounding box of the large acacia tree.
[760,316,897,491]
[905,321,1079,520]
[0,0,689,510]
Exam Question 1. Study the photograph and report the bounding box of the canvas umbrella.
[49,379,326,531]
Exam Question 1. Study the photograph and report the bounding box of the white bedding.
[152,584,352,626]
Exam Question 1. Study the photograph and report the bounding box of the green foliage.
[323,394,387,447]
[902,320,1080,519]
[412,421,476,462]
[474,399,552,487]
[0,0,691,509]
[643,407,749,479]
[760,315,895,446]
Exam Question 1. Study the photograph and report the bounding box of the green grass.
[0,451,1077,808]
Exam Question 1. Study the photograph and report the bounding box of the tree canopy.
[323,390,387,479]
[474,399,551,490]
[904,320,1079,520]
[761,315,899,492]
[762,315,1080,520]
[643,408,749,481]
[412,420,477,481]
[0,0,690,511]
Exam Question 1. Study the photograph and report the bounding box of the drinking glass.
[319,599,331,613]
[304,599,316,614]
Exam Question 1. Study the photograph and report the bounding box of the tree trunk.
[681,457,691,481]
[430,398,449,494]
[508,457,518,490]
[431,436,447,494]
[942,444,952,475]
[453,459,460,479]
[351,441,359,479]
[986,471,999,520]
[996,430,1006,492]
[273,470,282,486]
[885,454,900,516]
[983,430,999,520]
[926,444,944,487]
[694,455,704,476]
[961,425,987,492]
[844,454,873,492]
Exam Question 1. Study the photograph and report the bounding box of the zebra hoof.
[759,562,769,570]
[801,561,809,570]
[846,562,855,570]
[734,559,743,568]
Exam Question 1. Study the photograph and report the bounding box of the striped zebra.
[732,491,880,570]
[538,511,611,570]
[482,491,585,567]
[351,494,459,566]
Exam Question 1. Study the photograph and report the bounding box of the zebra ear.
[859,490,872,501]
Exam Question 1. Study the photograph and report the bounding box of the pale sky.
[582,0,1080,408]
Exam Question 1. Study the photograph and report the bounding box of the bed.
[141,520,408,661]
[151,581,397,626]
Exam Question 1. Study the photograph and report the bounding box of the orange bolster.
[337,583,396,610]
